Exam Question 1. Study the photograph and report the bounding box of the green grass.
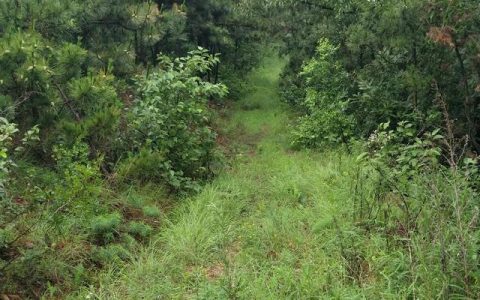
[71,54,387,299]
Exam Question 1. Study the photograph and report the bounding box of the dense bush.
[291,39,354,148]
[268,0,480,154]
[353,122,480,297]
[118,49,228,192]
[0,31,123,162]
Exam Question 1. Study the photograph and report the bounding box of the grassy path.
[87,55,364,299]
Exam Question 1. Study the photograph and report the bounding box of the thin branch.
[53,83,81,121]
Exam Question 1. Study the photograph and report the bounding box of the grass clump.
[90,213,122,244]
[127,222,153,240]
[92,244,131,266]
[142,205,161,218]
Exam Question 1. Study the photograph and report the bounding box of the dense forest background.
[1,0,479,299]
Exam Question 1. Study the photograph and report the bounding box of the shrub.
[291,39,354,148]
[127,221,153,240]
[51,141,103,220]
[90,213,122,244]
[0,118,39,258]
[91,244,131,267]
[354,123,480,298]
[123,48,228,192]
[362,121,443,177]
[60,72,123,158]
[115,149,168,184]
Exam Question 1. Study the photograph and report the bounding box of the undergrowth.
[70,53,480,299]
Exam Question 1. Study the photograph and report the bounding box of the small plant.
[127,221,153,240]
[115,148,167,184]
[0,118,40,198]
[142,205,161,218]
[51,141,103,219]
[90,213,122,244]
[92,244,131,267]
